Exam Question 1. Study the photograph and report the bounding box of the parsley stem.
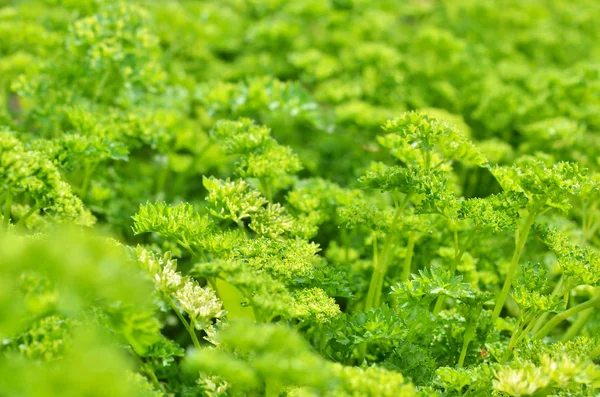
[373,239,393,307]
[15,203,41,228]
[582,199,599,243]
[79,161,98,199]
[534,297,600,340]
[433,226,478,315]
[3,192,12,229]
[401,234,416,281]
[341,227,350,263]
[365,198,407,310]
[179,240,206,261]
[500,314,529,363]
[453,225,459,258]
[365,231,379,311]
[432,296,444,317]
[131,353,163,392]
[167,296,201,349]
[531,276,566,334]
[492,210,537,323]
[587,219,600,243]
[501,312,537,363]
[144,367,163,392]
[357,343,367,365]
[260,178,273,201]
[458,318,476,367]
[582,198,590,237]
[93,68,111,102]
[561,307,593,341]
[154,162,169,196]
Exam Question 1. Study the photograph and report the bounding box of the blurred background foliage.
[1,0,599,237]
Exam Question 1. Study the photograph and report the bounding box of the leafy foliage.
[2,0,600,396]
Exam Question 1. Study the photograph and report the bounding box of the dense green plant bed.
[2,0,600,396]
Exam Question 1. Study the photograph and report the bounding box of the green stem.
[15,203,41,228]
[374,202,406,308]
[501,322,525,364]
[365,232,379,311]
[587,220,600,243]
[178,240,205,262]
[207,277,220,299]
[3,192,12,229]
[93,68,111,102]
[432,293,445,316]
[453,226,479,272]
[500,313,536,364]
[582,200,599,243]
[155,158,169,196]
[144,366,162,392]
[534,297,600,340]
[341,227,350,263]
[401,234,416,281]
[260,178,273,201]
[316,324,327,355]
[373,232,395,307]
[453,225,459,258]
[433,226,478,315]
[79,162,98,200]
[131,353,163,392]
[357,343,367,365]
[463,386,475,397]
[236,220,249,238]
[531,276,565,334]
[167,297,201,349]
[491,210,537,322]
[365,195,410,310]
[458,318,476,367]
[432,159,451,169]
[424,151,432,169]
[562,307,593,342]
[515,319,537,347]
[582,198,590,238]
